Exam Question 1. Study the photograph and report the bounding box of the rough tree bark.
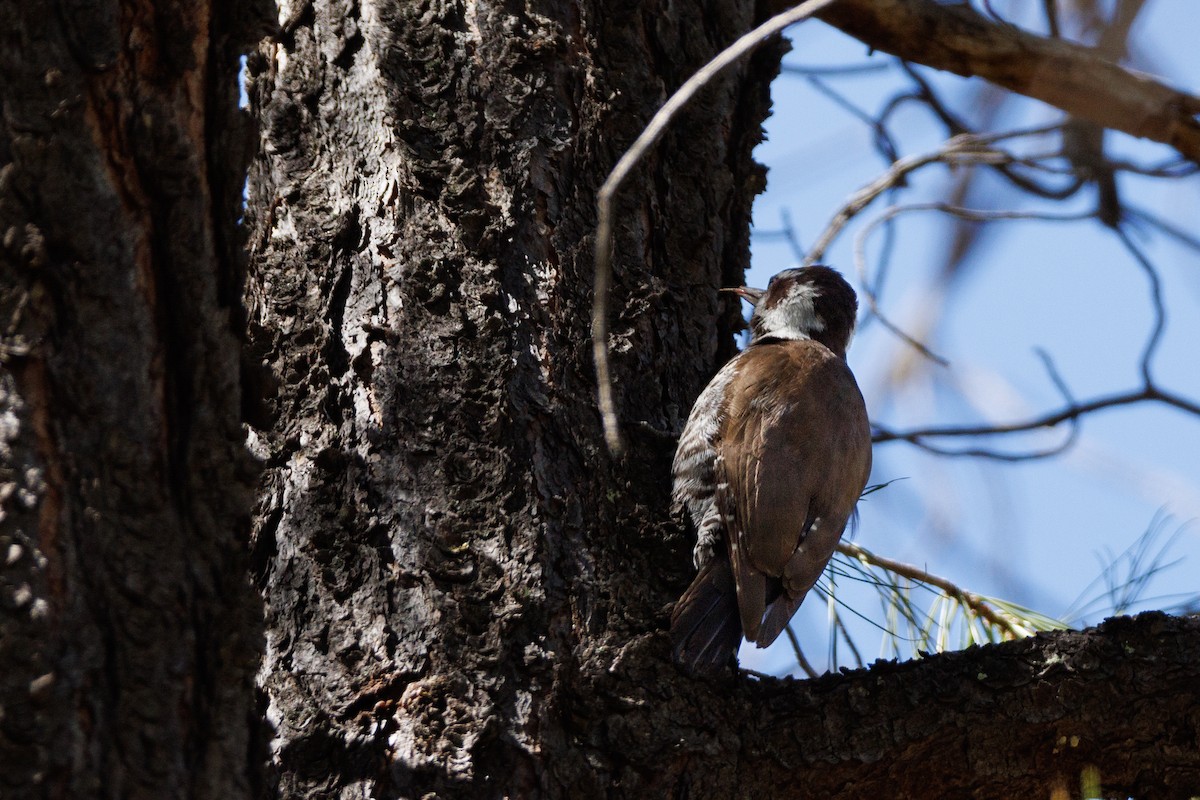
[4,0,1200,798]
[242,0,773,795]
[0,0,270,797]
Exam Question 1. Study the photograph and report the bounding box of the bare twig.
[900,63,1085,200]
[806,126,1064,264]
[784,625,820,679]
[778,208,808,264]
[849,201,1094,366]
[1042,0,1061,39]
[887,349,1079,461]
[1113,157,1198,178]
[806,75,901,165]
[873,385,1200,453]
[780,62,891,77]
[592,0,839,455]
[1125,205,1200,251]
[859,202,1200,460]
[1113,225,1166,384]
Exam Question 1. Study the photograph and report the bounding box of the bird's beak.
[720,286,766,306]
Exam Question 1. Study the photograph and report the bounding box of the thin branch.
[806,126,1064,263]
[592,0,839,455]
[864,206,899,326]
[980,0,1012,27]
[894,348,1080,461]
[1042,0,1060,39]
[1033,346,1080,442]
[806,75,901,165]
[780,62,891,76]
[1125,205,1200,252]
[898,60,969,135]
[874,351,1082,461]
[778,208,808,264]
[864,205,1197,460]
[873,437,1072,463]
[873,385,1200,450]
[863,306,949,369]
[784,625,820,679]
[1113,224,1166,384]
[849,200,1093,366]
[900,62,1085,200]
[1095,0,1148,62]
[1113,157,1199,178]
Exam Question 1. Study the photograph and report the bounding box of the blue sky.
[739,2,1200,674]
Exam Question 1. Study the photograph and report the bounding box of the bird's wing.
[717,448,765,641]
[721,342,872,646]
[672,357,741,521]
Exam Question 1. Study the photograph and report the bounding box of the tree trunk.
[0,0,269,797]
[243,0,776,795]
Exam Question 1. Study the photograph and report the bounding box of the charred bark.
[0,0,270,797]
[243,0,777,796]
[640,612,1200,799]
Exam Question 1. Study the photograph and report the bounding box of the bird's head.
[724,265,858,357]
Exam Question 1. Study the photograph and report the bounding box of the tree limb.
[606,613,1200,797]
[789,0,1200,162]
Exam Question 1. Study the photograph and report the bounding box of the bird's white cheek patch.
[755,282,824,341]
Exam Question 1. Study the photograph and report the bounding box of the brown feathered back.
[719,340,871,645]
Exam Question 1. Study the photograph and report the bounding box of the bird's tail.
[670,557,743,675]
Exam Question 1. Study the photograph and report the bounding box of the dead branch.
[796,0,1200,162]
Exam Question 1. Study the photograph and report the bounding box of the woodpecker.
[670,266,872,675]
